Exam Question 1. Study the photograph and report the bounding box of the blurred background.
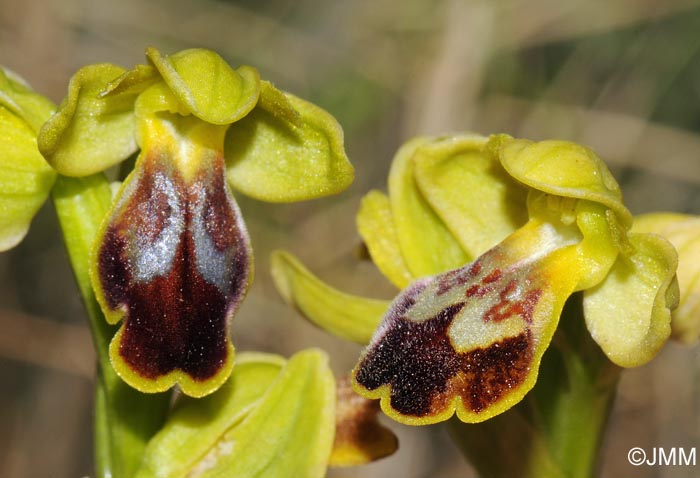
[1,0,700,477]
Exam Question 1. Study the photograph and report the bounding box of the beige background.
[1,0,699,477]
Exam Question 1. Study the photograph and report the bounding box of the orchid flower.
[35,47,354,397]
[272,133,681,425]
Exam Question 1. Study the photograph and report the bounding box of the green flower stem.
[449,293,621,478]
[52,175,171,478]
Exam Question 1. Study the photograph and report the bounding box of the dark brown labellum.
[95,148,250,396]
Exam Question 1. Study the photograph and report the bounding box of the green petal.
[492,135,633,228]
[413,134,528,259]
[0,67,55,132]
[271,250,388,344]
[388,137,469,278]
[583,233,678,367]
[633,213,700,343]
[0,106,56,251]
[146,47,260,125]
[224,81,353,202]
[38,63,138,176]
[199,349,336,478]
[135,353,286,478]
[356,190,414,289]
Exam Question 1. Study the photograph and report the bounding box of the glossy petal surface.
[92,118,251,397]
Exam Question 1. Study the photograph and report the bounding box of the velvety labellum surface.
[95,148,250,396]
[352,239,563,424]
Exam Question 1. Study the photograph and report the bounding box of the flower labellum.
[92,118,251,397]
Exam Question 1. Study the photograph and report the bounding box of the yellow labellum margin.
[272,134,529,342]
[351,206,582,425]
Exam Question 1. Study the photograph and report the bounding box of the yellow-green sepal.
[388,137,469,278]
[38,63,138,176]
[583,232,679,367]
[0,66,55,132]
[492,135,633,228]
[271,250,389,344]
[633,213,700,343]
[197,349,336,478]
[356,190,414,289]
[412,134,527,259]
[146,47,260,125]
[224,81,353,202]
[0,102,56,251]
[134,353,286,478]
